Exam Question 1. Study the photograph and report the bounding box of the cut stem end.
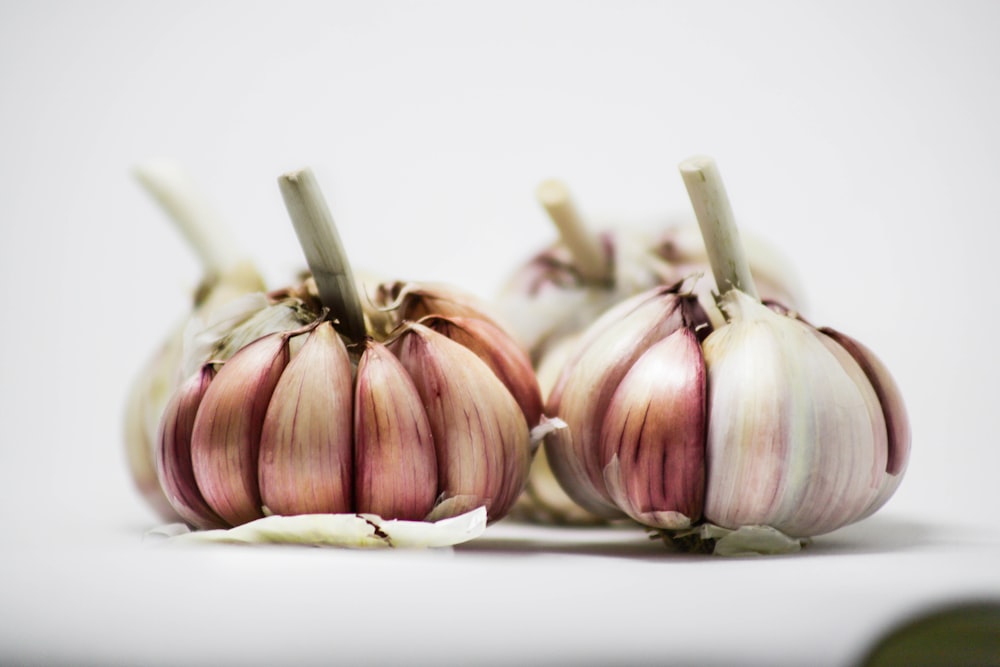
[536,179,612,285]
[133,159,245,275]
[679,156,759,301]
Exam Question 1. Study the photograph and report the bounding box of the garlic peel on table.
[148,506,487,549]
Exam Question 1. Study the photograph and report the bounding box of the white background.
[2,2,999,665]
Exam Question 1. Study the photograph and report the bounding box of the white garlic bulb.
[540,156,910,553]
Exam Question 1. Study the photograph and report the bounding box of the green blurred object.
[860,601,1000,667]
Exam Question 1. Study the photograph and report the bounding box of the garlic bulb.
[155,169,542,533]
[501,178,805,526]
[542,156,910,552]
[496,178,804,363]
[124,161,266,522]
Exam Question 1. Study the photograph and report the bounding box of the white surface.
[2,2,999,665]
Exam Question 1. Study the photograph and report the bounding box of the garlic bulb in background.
[124,161,266,522]
[496,178,804,364]
[542,156,910,554]
[155,169,543,538]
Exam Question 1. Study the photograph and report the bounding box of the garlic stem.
[535,179,611,284]
[679,156,759,300]
[133,160,244,275]
[278,168,367,344]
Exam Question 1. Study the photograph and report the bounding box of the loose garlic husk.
[155,168,543,538]
[542,156,910,553]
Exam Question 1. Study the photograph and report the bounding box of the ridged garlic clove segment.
[422,315,544,428]
[601,327,706,529]
[391,323,532,521]
[155,364,226,529]
[354,339,438,520]
[191,332,291,526]
[702,290,889,538]
[258,322,354,516]
[544,284,711,518]
[819,326,911,516]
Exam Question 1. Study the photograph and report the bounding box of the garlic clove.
[390,323,532,522]
[257,322,354,517]
[421,314,544,428]
[125,330,186,523]
[819,326,911,515]
[353,339,439,520]
[155,364,227,529]
[544,284,710,518]
[703,289,887,538]
[600,327,706,530]
[191,332,291,526]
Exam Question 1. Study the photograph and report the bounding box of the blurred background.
[1,2,998,665]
